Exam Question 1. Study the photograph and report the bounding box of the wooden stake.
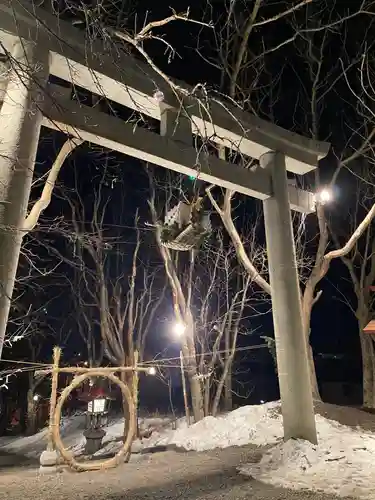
[47,346,61,451]
[133,350,139,438]
[180,350,190,426]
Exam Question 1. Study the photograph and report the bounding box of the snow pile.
[0,414,87,458]
[156,401,282,451]
[149,402,375,498]
[240,414,375,499]
[90,416,174,457]
[0,414,174,459]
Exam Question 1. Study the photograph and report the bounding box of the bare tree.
[56,159,165,381]
[330,163,375,407]
[147,169,267,418]
[4,276,71,435]
[203,1,375,399]
[196,244,251,416]
[193,227,268,415]
[148,173,205,422]
[329,25,375,407]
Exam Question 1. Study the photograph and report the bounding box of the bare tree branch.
[22,138,83,234]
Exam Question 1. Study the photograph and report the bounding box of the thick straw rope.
[53,371,135,472]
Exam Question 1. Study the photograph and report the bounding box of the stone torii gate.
[0,0,329,444]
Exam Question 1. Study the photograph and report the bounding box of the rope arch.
[53,370,135,472]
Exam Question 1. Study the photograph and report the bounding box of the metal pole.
[180,350,190,426]
[260,151,317,444]
[0,40,49,358]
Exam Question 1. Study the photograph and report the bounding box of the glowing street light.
[315,188,332,205]
[173,322,186,337]
[148,366,156,376]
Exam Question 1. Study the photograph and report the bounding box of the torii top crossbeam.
[0,0,330,213]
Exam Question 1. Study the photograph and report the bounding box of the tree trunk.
[358,308,375,408]
[360,333,375,407]
[203,377,210,417]
[26,389,37,436]
[184,315,204,422]
[224,369,233,411]
[301,289,321,400]
[188,373,203,421]
[119,368,133,460]
[0,389,7,435]
[211,372,226,417]
[224,328,233,411]
[211,355,235,417]
[307,346,320,400]
[356,308,375,408]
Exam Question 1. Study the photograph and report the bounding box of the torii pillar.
[261,151,317,444]
[0,40,49,357]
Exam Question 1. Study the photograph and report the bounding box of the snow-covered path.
[0,445,352,500]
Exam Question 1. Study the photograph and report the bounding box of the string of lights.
[0,358,51,366]
[140,343,268,366]
[0,343,268,385]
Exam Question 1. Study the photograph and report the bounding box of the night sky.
[2,0,374,405]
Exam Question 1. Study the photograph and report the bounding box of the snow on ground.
[156,401,282,451]
[239,412,375,499]
[2,402,375,499]
[109,402,375,499]
[0,414,89,458]
[158,402,375,500]
[0,414,172,459]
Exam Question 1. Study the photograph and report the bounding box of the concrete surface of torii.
[0,0,330,445]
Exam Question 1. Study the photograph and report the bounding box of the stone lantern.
[78,384,111,455]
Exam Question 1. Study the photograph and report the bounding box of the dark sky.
[4,0,374,395]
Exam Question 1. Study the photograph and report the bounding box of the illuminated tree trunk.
[184,314,204,422]
[302,287,321,400]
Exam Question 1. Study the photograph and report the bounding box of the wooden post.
[180,350,190,426]
[47,346,61,451]
[133,350,139,438]
[39,346,61,471]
